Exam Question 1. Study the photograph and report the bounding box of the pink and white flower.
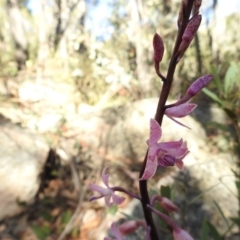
[89,167,125,207]
[140,119,189,180]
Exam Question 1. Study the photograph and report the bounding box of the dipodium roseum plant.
[89,1,213,239]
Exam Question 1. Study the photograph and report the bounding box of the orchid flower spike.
[89,167,125,207]
[140,119,189,180]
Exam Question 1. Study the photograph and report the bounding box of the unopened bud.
[182,14,202,42]
[186,74,213,96]
[119,220,139,235]
[178,14,201,60]
[177,0,188,28]
[193,0,202,15]
[153,33,164,63]
[159,197,179,213]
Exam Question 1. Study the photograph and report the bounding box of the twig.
[57,160,95,240]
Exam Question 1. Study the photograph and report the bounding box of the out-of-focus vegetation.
[1,0,239,105]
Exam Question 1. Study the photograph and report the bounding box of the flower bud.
[177,0,188,28]
[193,0,202,15]
[119,220,139,235]
[159,197,179,213]
[178,15,202,60]
[186,74,213,96]
[153,33,164,63]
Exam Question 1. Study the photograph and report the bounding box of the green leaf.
[213,200,229,228]
[200,220,209,240]
[211,65,222,92]
[206,221,221,240]
[32,225,51,240]
[230,217,240,227]
[160,185,171,199]
[235,181,240,194]
[62,210,72,224]
[224,62,240,96]
[202,88,224,106]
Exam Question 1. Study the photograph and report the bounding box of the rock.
[0,115,49,220]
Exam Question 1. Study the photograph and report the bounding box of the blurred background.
[0,0,240,239]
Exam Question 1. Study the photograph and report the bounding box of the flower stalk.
[139,1,200,239]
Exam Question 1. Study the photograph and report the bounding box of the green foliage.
[160,185,171,199]
[200,220,221,240]
[32,224,51,240]
[202,61,240,239]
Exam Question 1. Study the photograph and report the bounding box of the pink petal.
[148,142,160,161]
[149,118,162,145]
[173,228,194,240]
[112,193,125,205]
[165,103,197,118]
[88,183,111,196]
[102,167,110,187]
[158,154,175,167]
[159,139,183,149]
[110,223,124,240]
[167,147,188,159]
[175,159,184,170]
[140,156,158,180]
[105,195,112,207]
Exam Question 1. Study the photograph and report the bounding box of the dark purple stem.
[112,186,141,200]
[139,1,195,239]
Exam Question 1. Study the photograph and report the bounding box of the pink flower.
[140,119,189,180]
[89,167,125,207]
[165,102,197,128]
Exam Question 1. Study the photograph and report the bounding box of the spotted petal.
[149,118,162,145]
[140,155,158,180]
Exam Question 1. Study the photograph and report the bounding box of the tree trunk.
[6,0,28,70]
[128,0,151,96]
